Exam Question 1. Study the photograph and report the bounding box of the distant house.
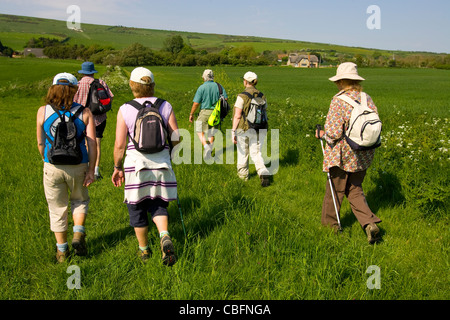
[23,48,48,58]
[287,53,319,68]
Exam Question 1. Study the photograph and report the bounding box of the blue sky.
[1,0,449,53]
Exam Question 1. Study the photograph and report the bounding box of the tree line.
[20,35,450,70]
[24,35,279,67]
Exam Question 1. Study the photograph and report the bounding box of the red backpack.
[87,79,112,115]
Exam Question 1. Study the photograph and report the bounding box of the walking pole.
[169,139,188,243]
[177,194,188,243]
[316,125,342,231]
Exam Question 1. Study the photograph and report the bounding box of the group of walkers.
[36,61,382,265]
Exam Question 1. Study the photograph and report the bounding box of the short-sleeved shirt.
[73,76,114,126]
[193,81,227,110]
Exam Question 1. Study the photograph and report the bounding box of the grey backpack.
[127,99,169,154]
[242,91,268,130]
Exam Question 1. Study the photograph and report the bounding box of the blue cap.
[78,61,98,74]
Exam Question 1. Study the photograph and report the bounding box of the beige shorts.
[195,109,218,133]
[43,162,90,232]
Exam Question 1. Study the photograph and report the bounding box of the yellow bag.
[207,99,221,127]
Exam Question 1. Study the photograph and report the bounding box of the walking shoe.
[160,235,177,267]
[72,232,87,256]
[138,248,151,262]
[260,175,270,187]
[365,223,381,244]
[56,248,70,263]
[203,144,212,160]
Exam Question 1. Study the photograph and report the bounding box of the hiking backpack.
[207,82,229,127]
[242,91,268,130]
[337,92,382,150]
[127,99,169,154]
[217,83,230,122]
[87,79,112,115]
[45,105,85,165]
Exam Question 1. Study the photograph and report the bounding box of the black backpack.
[45,105,85,165]
[87,79,112,115]
[127,99,169,154]
[217,82,230,122]
[242,91,268,130]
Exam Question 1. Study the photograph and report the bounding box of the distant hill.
[0,13,434,56]
[1,13,448,69]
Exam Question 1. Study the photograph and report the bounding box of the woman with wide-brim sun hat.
[316,62,382,243]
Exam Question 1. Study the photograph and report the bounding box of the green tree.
[163,35,185,54]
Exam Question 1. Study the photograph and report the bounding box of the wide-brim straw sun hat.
[329,62,365,82]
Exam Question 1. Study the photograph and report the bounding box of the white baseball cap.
[53,72,78,86]
[329,62,365,82]
[130,67,154,84]
[243,71,258,83]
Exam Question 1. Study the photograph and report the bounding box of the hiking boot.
[365,223,381,244]
[138,248,151,262]
[56,248,70,263]
[260,175,270,187]
[160,235,177,267]
[72,232,87,256]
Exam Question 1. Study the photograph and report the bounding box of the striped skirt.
[123,149,177,205]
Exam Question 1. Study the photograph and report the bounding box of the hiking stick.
[177,194,188,242]
[168,137,188,243]
[316,125,342,231]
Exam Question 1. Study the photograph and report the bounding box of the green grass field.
[0,57,448,301]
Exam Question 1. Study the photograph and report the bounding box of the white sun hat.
[130,67,154,84]
[329,62,365,82]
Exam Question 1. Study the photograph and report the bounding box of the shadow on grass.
[366,171,405,213]
[87,226,135,257]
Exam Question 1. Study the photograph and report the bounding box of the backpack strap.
[71,104,85,121]
[241,91,263,99]
[336,92,368,109]
[215,82,223,95]
[127,98,166,110]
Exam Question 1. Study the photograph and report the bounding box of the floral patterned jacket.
[322,89,377,173]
